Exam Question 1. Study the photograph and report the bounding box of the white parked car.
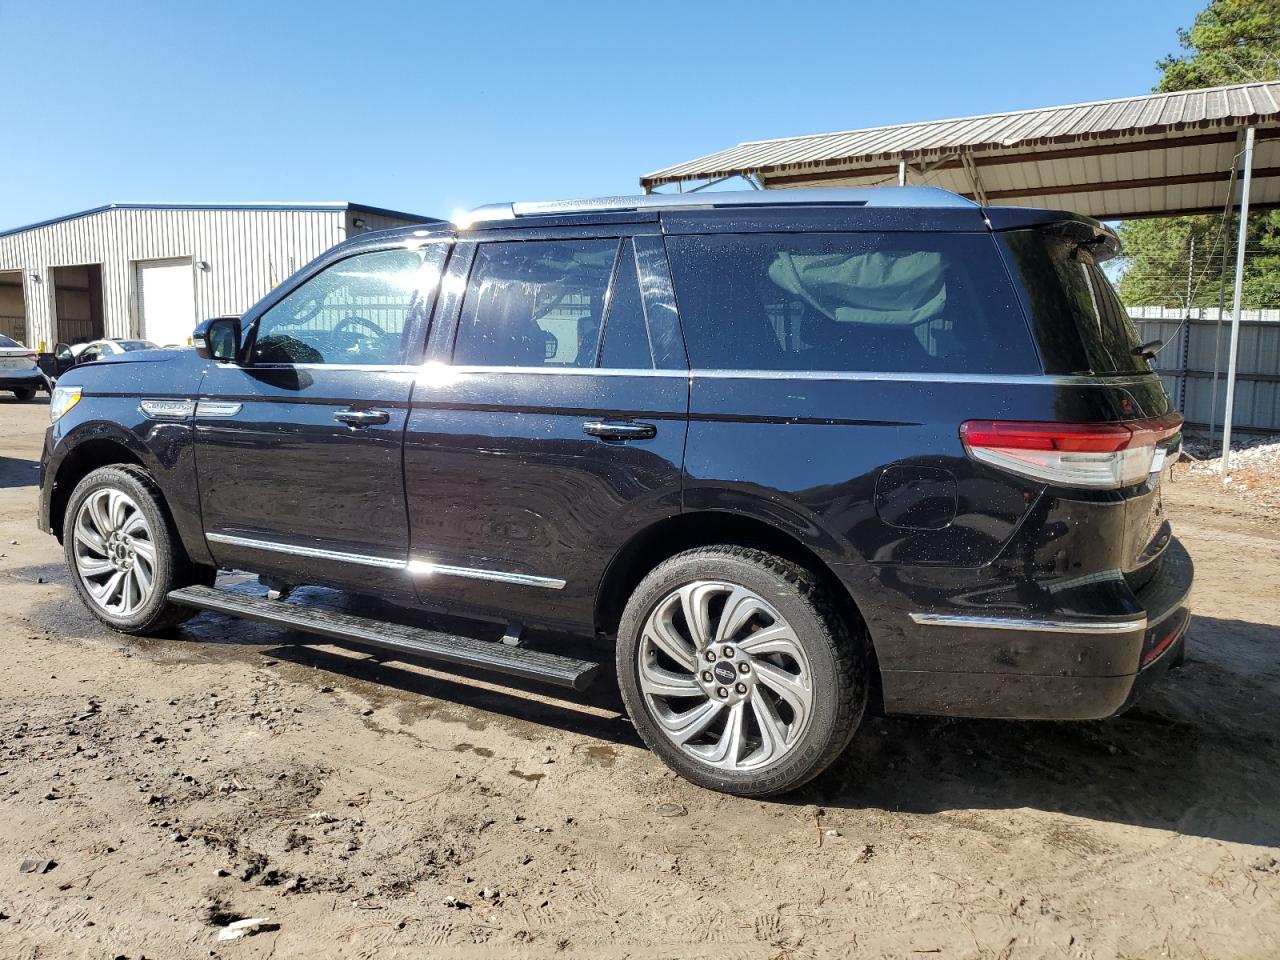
[50,338,160,380]
[0,334,47,400]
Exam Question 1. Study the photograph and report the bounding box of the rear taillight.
[960,414,1182,489]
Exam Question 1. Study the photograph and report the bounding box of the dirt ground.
[1,398,1278,960]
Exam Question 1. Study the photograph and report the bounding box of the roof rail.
[456,186,976,226]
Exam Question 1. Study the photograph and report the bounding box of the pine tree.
[1116,0,1280,308]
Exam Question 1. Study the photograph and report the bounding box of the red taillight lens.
[20,352,37,361]
[960,414,1182,489]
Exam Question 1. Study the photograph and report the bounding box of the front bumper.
[881,537,1194,720]
[36,427,55,535]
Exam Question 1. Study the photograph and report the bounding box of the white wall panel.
[0,206,425,348]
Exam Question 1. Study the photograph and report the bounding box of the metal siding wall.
[1131,306,1280,435]
[0,209,348,348]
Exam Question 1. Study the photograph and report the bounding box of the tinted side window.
[1002,229,1147,375]
[254,248,431,365]
[666,232,1039,374]
[600,240,654,369]
[454,239,618,367]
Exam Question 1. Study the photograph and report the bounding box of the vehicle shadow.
[802,613,1280,848]
[262,643,640,749]
[173,581,640,748]
[0,394,50,406]
[0,453,40,490]
[20,566,1279,847]
[182,595,1280,848]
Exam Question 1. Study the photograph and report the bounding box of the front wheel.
[63,465,213,634]
[12,387,36,401]
[616,546,867,797]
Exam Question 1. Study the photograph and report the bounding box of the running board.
[166,585,599,691]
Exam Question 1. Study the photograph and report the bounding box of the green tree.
[1116,0,1280,308]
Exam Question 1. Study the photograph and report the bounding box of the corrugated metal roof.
[641,81,1280,192]
[0,201,436,240]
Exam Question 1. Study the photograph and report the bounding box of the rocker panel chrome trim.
[407,559,566,590]
[909,612,1148,634]
[204,533,403,569]
[203,533,565,588]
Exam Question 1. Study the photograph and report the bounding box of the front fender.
[41,404,211,565]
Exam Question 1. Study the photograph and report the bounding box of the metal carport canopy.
[640,81,1280,220]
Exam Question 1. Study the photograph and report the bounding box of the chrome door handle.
[334,408,390,428]
[583,420,657,441]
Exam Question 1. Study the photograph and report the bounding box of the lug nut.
[721,646,735,658]
[704,650,716,662]
[701,671,713,683]
[738,662,750,674]
[716,687,729,699]
[735,682,747,695]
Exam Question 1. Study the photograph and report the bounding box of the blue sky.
[0,0,1204,230]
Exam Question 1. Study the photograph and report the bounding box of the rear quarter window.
[1000,228,1149,375]
[665,232,1039,374]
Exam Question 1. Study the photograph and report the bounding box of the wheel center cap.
[712,661,738,685]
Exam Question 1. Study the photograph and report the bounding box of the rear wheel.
[63,465,213,634]
[616,546,867,797]
[12,387,36,401]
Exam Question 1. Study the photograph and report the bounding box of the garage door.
[137,259,196,346]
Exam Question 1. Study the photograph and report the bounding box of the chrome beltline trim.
[694,369,1159,386]
[416,364,687,382]
[204,533,565,588]
[248,363,420,373]
[205,533,404,569]
[407,559,565,590]
[909,612,1148,634]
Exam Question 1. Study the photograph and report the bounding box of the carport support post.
[1220,125,1255,482]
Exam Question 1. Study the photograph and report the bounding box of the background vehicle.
[37,188,1192,797]
[0,334,48,400]
[46,338,160,381]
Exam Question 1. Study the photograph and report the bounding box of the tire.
[63,465,214,635]
[13,387,36,401]
[616,545,867,797]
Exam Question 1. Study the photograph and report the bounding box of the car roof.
[344,187,1108,248]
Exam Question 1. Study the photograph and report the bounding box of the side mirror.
[193,316,242,363]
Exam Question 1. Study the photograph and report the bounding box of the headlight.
[50,385,82,424]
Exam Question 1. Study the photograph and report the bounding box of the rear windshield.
[1001,228,1149,375]
[665,232,1039,374]
[119,340,157,351]
[0,335,19,348]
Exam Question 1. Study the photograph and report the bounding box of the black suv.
[38,188,1192,797]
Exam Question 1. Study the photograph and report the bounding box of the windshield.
[119,340,158,352]
[1002,227,1149,375]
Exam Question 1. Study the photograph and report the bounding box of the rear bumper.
[0,369,47,390]
[881,537,1193,720]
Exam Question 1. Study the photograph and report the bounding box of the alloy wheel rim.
[72,488,157,617]
[637,581,814,772]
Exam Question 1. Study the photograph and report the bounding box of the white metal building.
[0,202,433,350]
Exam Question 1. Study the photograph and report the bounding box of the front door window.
[252,248,431,366]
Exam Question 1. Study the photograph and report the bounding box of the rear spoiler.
[983,208,1120,261]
